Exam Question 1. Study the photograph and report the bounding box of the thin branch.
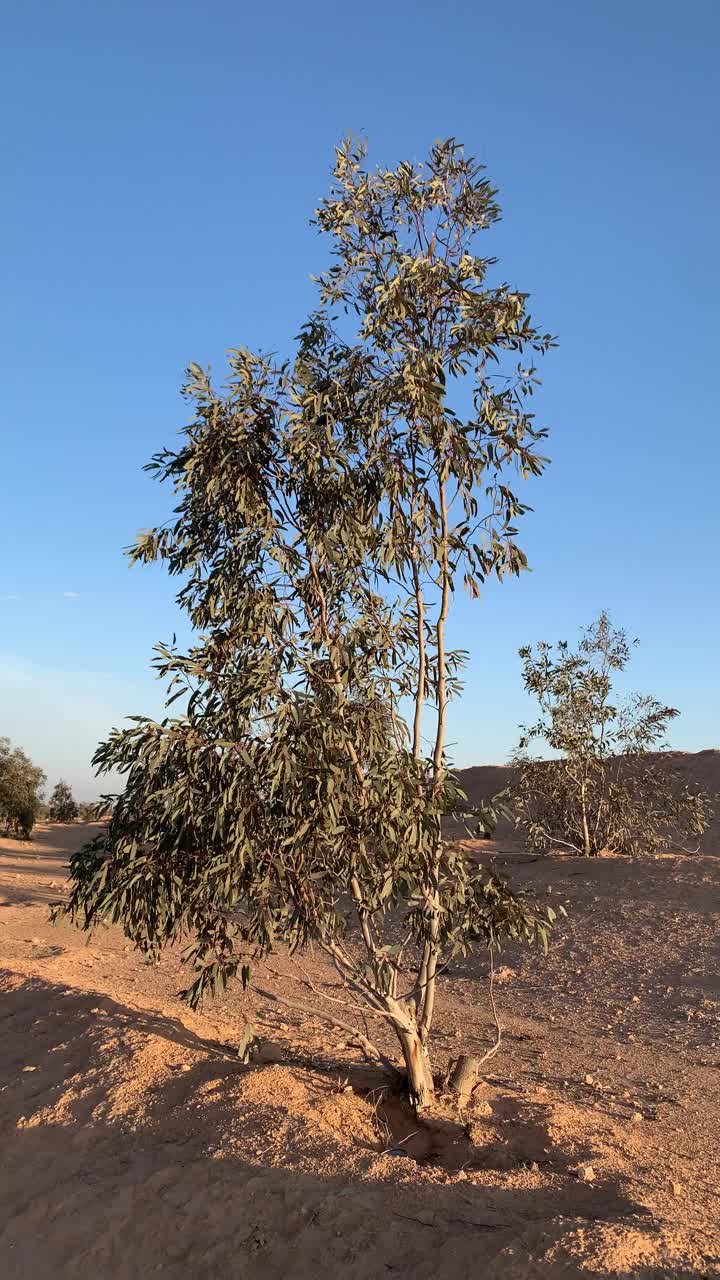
[473,949,502,1070]
[252,984,399,1075]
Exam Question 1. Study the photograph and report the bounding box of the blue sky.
[1,0,718,798]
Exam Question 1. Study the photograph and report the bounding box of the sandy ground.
[1,817,720,1278]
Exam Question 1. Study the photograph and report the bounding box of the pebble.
[584,1073,594,1085]
[577,1164,595,1182]
[672,1182,682,1197]
[253,1041,285,1065]
[631,1111,643,1123]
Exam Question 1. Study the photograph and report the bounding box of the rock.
[456,1170,468,1181]
[577,1164,595,1182]
[631,1111,643,1123]
[253,1041,285,1065]
[632,995,640,1003]
[672,1182,682,1197]
[584,1073,594,1085]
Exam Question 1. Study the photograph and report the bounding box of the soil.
[1,755,719,1278]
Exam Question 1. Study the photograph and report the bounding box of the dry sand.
[1,765,720,1278]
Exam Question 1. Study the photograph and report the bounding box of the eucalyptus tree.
[57,139,558,1105]
[48,779,79,823]
[0,737,45,838]
[511,612,712,856]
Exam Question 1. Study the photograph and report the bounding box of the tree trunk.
[580,779,592,856]
[397,1026,435,1108]
[448,1053,482,1107]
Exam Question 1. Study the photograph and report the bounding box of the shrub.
[511,613,713,856]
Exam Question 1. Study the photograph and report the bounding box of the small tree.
[511,613,712,856]
[48,780,79,824]
[0,737,46,838]
[55,139,559,1106]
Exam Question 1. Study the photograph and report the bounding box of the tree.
[55,138,559,1106]
[510,613,713,857]
[0,737,45,838]
[78,801,102,823]
[48,780,79,824]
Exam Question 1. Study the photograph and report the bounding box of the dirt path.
[1,823,719,1277]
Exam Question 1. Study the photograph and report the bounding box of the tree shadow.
[3,970,714,1279]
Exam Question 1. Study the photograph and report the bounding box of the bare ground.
[1,809,719,1278]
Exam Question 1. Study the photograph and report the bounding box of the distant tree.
[55,138,560,1106]
[48,780,79,824]
[78,801,101,823]
[511,613,713,856]
[0,737,46,838]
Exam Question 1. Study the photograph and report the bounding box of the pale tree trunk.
[396,1025,435,1108]
[411,479,452,1086]
[580,775,592,856]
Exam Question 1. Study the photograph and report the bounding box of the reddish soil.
[1,764,719,1278]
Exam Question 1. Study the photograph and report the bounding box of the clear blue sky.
[1,0,718,798]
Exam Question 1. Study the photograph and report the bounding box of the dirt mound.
[456,750,720,851]
[2,967,718,1279]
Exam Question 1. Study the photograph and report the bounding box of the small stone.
[21,1066,37,1073]
[456,1170,468,1181]
[671,1182,682,1197]
[179,1064,192,1073]
[631,1111,643,1123]
[253,1041,285,1065]
[632,995,640,1003]
[577,1164,595,1182]
[584,1073,594,1085]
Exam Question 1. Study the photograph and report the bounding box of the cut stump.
[448,1054,483,1107]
